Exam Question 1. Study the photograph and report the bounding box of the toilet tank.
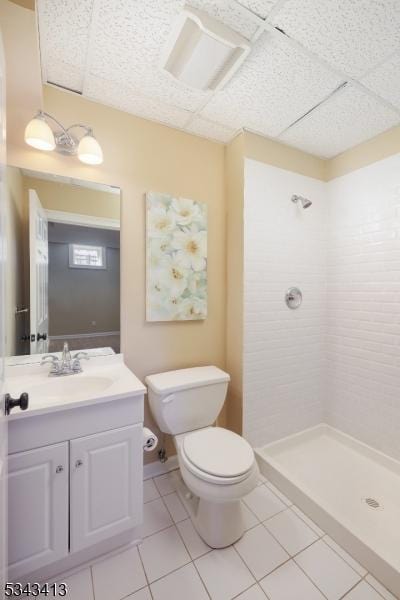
[145,366,230,435]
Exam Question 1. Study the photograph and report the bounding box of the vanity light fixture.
[24,110,103,165]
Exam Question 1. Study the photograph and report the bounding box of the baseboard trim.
[143,455,178,480]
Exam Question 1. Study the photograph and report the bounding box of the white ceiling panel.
[189,0,259,38]
[236,0,279,20]
[201,31,343,137]
[83,75,191,129]
[270,0,400,79]
[185,116,236,143]
[279,85,400,158]
[361,51,400,110]
[83,0,209,112]
[37,0,400,154]
[45,61,84,93]
[37,0,93,86]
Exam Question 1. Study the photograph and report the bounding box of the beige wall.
[244,131,327,181]
[5,166,26,356]
[7,85,226,463]
[224,134,245,434]
[326,124,400,181]
[23,176,120,220]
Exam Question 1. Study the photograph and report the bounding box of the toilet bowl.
[145,366,259,548]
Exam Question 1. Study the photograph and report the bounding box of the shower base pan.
[255,424,400,597]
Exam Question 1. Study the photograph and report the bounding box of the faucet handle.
[72,351,89,360]
[41,355,60,374]
[41,354,59,365]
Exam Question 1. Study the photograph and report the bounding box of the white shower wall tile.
[243,151,400,462]
[326,152,400,461]
[243,158,327,447]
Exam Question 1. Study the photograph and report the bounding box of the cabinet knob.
[56,465,64,474]
[5,392,29,415]
[75,459,83,468]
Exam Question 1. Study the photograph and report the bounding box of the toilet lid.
[182,427,254,478]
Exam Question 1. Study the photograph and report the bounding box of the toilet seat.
[180,427,255,485]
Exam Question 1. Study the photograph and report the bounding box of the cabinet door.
[70,424,142,552]
[8,443,69,580]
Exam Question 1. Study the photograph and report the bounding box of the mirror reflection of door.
[29,189,49,355]
[4,168,120,360]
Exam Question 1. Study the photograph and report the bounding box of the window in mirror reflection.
[69,244,106,269]
[5,166,121,359]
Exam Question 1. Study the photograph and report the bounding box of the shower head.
[291,194,312,209]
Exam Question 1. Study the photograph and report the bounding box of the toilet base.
[172,471,246,548]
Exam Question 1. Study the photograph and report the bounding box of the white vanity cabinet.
[70,424,142,552]
[8,443,69,580]
[7,367,145,584]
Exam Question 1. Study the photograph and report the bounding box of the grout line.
[321,534,367,577]
[89,565,96,600]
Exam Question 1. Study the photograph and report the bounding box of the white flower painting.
[146,192,207,321]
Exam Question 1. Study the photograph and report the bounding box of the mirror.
[5,167,120,360]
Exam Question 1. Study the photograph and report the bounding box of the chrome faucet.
[41,342,89,376]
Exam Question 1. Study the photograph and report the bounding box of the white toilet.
[145,366,259,548]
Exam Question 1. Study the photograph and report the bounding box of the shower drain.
[363,497,383,510]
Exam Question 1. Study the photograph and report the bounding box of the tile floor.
[42,470,398,600]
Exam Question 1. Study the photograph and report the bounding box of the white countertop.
[5,354,146,420]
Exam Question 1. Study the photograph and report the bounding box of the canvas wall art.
[146,192,207,321]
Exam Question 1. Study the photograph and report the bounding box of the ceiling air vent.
[161,6,251,92]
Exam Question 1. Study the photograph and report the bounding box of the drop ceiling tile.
[201,32,343,137]
[46,62,84,93]
[188,0,259,38]
[239,0,280,20]
[37,0,93,82]
[186,116,236,143]
[361,51,400,110]
[279,85,400,158]
[83,75,191,129]
[270,0,400,79]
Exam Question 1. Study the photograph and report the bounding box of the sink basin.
[5,354,147,419]
[27,375,114,403]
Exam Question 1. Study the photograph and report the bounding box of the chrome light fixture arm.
[25,110,103,164]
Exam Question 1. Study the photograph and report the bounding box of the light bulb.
[24,114,55,151]
[77,133,103,165]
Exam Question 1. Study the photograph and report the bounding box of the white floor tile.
[241,501,260,530]
[154,471,178,495]
[290,505,325,537]
[257,473,268,485]
[264,482,293,506]
[137,497,173,538]
[92,546,146,600]
[143,478,160,503]
[163,491,189,522]
[265,508,318,556]
[243,485,286,521]
[151,563,208,600]
[195,546,255,599]
[47,568,93,600]
[365,575,397,600]
[234,524,289,580]
[260,560,325,600]
[294,539,361,600]
[177,519,211,559]
[139,525,191,583]
[323,535,367,576]
[234,584,267,599]
[126,587,152,600]
[343,581,384,599]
